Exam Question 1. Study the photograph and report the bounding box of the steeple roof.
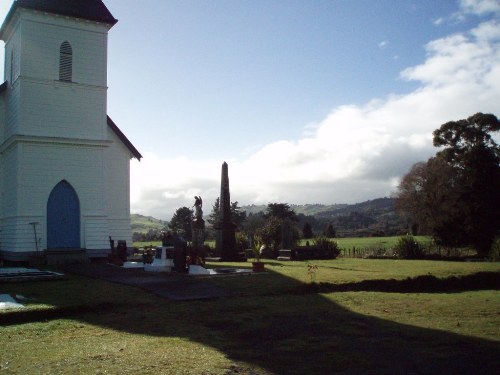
[1,0,117,38]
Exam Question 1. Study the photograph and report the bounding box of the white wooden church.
[0,0,142,262]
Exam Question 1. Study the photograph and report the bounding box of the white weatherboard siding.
[16,11,109,87]
[3,79,20,141]
[0,2,138,262]
[19,143,110,252]
[20,80,107,140]
[105,127,133,248]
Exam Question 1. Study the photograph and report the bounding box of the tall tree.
[397,157,463,243]
[323,223,336,238]
[230,201,247,229]
[207,197,220,226]
[265,203,298,222]
[169,206,193,240]
[302,222,313,239]
[243,212,266,236]
[397,113,500,256]
[256,203,300,254]
[208,198,247,229]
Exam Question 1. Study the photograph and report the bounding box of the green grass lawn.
[134,236,432,251]
[1,259,499,374]
[333,235,432,249]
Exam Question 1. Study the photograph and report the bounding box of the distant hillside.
[131,198,407,238]
[241,199,392,218]
[241,198,406,237]
[243,203,348,216]
[310,197,395,218]
[305,198,406,237]
[131,214,168,234]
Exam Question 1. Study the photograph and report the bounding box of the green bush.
[394,235,425,259]
[313,236,341,259]
[366,242,387,258]
[489,238,500,262]
[235,232,249,252]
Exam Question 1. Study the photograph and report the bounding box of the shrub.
[489,238,500,262]
[394,235,424,259]
[313,236,341,259]
[365,242,388,258]
[235,232,249,252]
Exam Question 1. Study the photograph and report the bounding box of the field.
[1,258,499,374]
[133,235,432,250]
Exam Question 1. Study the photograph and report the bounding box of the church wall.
[3,79,20,141]
[13,13,109,141]
[0,146,22,255]
[3,19,24,141]
[19,79,107,140]
[105,128,133,247]
[0,94,5,143]
[3,22,21,85]
[0,216,42,258]
[0,145,19,218]
[16,142,110,252]
[19,13,109,87]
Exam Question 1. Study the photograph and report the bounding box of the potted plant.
[252,241,265,272]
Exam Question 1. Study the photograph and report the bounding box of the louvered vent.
[59,41,72,82]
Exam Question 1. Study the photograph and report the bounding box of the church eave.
[107,116,142,161]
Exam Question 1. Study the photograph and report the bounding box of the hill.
[131,198,407,238]
[131,214,168,234]
[303,198,406,237]
[241,198,405,237]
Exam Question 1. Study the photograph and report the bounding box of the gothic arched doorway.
[47,180,81,249]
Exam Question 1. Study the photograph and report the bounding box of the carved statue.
[193,196,203,221]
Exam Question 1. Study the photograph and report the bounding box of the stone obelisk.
[215,162,238,261]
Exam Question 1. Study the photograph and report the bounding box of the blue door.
[47,180,80,249]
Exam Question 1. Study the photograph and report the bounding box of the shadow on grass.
[1,265,499,374]
[292,271,500,295]
[260,260,384,273]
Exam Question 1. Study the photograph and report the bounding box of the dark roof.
[1,0,117,38]
[107,116,142,160]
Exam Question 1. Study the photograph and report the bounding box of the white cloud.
[459,0,500,15]
[378,40,388,48]
[131,18,500,219]
[437,0,500,26]
[433,17,446,26]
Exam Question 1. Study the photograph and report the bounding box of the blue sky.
[1,0,499,219]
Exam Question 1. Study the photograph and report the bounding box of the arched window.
[59,41,73,82]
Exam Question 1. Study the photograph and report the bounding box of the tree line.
[134,112,499,258]
[396,113,500,258]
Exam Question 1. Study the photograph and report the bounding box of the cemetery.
[0,1,499,374]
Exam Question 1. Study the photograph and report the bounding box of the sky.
[1,0,499,220]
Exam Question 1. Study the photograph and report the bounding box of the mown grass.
[133,236,432,251]
[332,235,432,250]
[1,259,499,374]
